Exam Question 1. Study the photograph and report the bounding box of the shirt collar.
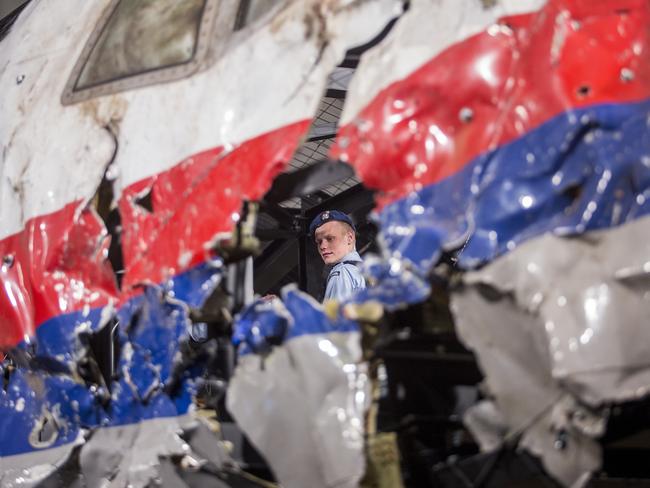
[339,250,362,263]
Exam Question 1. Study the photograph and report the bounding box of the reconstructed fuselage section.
[1,0,650,487]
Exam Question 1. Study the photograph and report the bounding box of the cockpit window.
[77,0,204,88]
[62,0,218,104]
[234,0,281,31]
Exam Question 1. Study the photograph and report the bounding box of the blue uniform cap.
[309,210,355,236]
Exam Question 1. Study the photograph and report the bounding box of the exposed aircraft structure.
[1,0,650,487]
[332,0,650,485]
[0,1,400,485]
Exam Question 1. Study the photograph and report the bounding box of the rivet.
[2,254,14,269]
[620,67,635,83]
[459,107,474,123]
[554,430,568,450]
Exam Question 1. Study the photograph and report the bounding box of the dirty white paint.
[0,0,115,237]
[0,0,401,238]
[229,331,368,488]
[452,214,650,486]
[0,430,86,487]
[79,415,194,487]
[0,1,402,485]
[228,288,369,488]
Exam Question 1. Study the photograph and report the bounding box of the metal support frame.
[305,183,375,224]
[298,200,308,292]
[253,238,299,295]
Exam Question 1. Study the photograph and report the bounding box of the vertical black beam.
[304,228,325,300]
[87,318,118,391]
[298,236,308,291]
[253,239,299,295]
[298,199,308,291]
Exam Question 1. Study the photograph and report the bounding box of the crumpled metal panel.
[232,294,292,356]
[0,0,401,484]
[78,416,191,487]
[452,280,602,487]
[0,263,220,486]
[117,124,311,290]
[328,0,650,486]
[333,0,650,270]
[228,287,368,488]
[0,367,94,484]
[451,215,650,485]
[456,214,650,406]
[346,254,431,310]
[0,185,119,354]
[0,0,401,347]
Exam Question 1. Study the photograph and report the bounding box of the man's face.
[314,221,353,265]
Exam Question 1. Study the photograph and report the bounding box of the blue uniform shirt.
[323,251,365,302]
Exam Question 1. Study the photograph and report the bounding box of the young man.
[309,210,366,302]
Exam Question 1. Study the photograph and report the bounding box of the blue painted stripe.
[0,368,104,458]
[284,288,358,338]
[233,288,359,356]
[1,261,221,457]
[378,99,650,270]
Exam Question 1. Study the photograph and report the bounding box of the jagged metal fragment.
[79,416,191,487]
[349,255,431,309]
[334,0,650,269]
[228,287,368,488]
[0,367,96,487]
[0,0,402,484]
[328,2,650,484]
[452,214,650,486]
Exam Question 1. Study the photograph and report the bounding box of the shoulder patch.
[329,271,341,278]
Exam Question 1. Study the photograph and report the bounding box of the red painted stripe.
[119,120,310,288]
[0,203,119,348]
[0,120,310,349]
[332,0,650,209]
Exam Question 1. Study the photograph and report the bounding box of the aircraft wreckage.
[1,0,650,486]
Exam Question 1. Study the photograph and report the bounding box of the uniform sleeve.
[323,264,366,302]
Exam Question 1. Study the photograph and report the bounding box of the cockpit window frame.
[61,0,220,105]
